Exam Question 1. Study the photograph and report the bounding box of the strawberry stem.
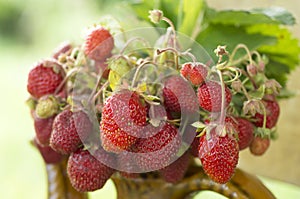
[216,69,226,127]
[119,37,151,55]
[181,49,197,63]
[161,17,177,48]
[228,44,254,67]
[54,68,78,95]
[91,81,109,105]
[155,47,179,69]
[131,61,154,88]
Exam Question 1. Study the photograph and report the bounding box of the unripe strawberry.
[27,60,65,99]
[35,95,59,118]
[84,26,114,61]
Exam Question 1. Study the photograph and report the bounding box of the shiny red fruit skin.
[67,148,115,192]
[235,117,254,150]
[163,76,198,113]
[197,81,232,112]
[159,151,190,183]
[253,100,280,129]
[134,123,181,171]
[180,62,208,86]
[34,114,56,146]
[50,110,92,154]
[198,130,239,184]
[84,27,114,61]
[27,61,64,99]
[100,90,147,153]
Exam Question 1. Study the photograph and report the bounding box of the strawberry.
[163,75,198,113]
[84,26,114,61]
[52,41,72,60]
[235,117,254,150]
[159,151,190,183]
[198,129,239,184]
[253,99,280,129]
[134,123,181,171]
[100,90,147,153]
[67,148,115,192]
[34,114,56,146]
[33,138,63,164]
[94,59,110,78]
[190,136,200,157]
[180,62,208,86]
[197,81,232,112]
[117,151,140,178]
[249,136,270,156]
[27,60,65,99]
[50,109,92,154]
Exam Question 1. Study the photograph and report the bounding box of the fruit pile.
[26,10,281,192]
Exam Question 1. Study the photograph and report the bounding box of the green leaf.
[248,85,265,100]
[196,24,276,62]
[246,24,300,86]
[129,0,156,21]
[178,0,205,37]
[251,7,296,25]
[129,0,180,29]
[205,7,295,26]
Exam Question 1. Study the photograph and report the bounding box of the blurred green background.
[0,0,299,198]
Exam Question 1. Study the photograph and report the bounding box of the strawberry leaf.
[196,24,276,60]
[177,0,205,38]
[205,7,295,26]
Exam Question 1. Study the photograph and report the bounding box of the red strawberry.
[94,59,110,78]
[52,41,72,60]
[117,151,140,179]
[253,99,280,129]
[198,129,239,184]
[33,138,63,164]
[180,62,208,86]
[134,123,181,171]
[163,75,198,113]
[27,60,65,99]
[235,117,254,150]
[50,109,92,154]
[100,90,147,153]
[159,151,190,183]
[197,81,232,112]
[190,136,200,157]
[249,136,270,156]
[84,26,114,61]
[34,114,56,146]
[67,148,115,192]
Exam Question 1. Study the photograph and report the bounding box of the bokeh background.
[0,0,299,198]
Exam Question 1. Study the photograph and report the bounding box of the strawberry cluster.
[26,10,281,192]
